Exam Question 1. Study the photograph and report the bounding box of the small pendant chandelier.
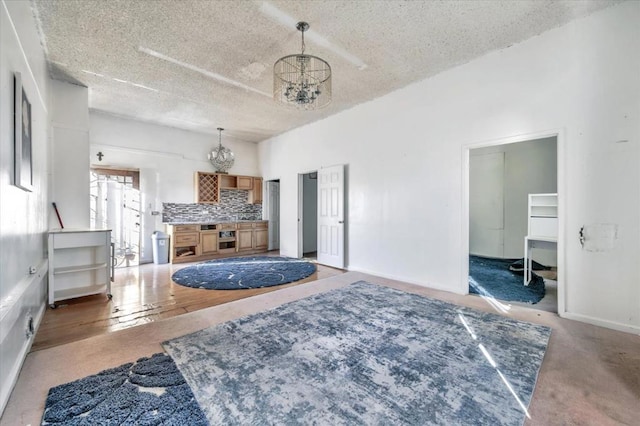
[274,21,331,110]
[208,127,234,173]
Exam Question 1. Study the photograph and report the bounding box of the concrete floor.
[2,272,639,425]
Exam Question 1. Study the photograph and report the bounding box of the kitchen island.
[165,221,268,263]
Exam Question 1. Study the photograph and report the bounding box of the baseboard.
[346,266,461,294]
[0,302,45,413]
[560,312,640,335]
[0,260,47,416]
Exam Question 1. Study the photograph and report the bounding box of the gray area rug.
[163,281,551,425]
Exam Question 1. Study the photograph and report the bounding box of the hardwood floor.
[32,253,344,352]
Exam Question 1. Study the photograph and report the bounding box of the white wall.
[89,112,260,262]
[470,137,557,264]
[259,2,640,333]
[302,173,317,253]
[0,0,50,414]
[50,80,89,229]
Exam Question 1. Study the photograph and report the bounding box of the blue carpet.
[41,353,207,425]
[164,281,551,425]
[469,255,546,304]
[171,255,316,290]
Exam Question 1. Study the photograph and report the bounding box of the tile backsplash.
[163,189,262,223]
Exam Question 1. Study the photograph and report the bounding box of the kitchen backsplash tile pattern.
[163,189,262,223]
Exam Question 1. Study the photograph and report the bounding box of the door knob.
[338,220,344,224]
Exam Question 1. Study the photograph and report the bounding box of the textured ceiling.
[32,0,619,143]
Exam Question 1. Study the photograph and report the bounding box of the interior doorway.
[266,179,280,251]
[90,167,141,268]
[467,136,559,313]
[298,172,318,259]
[299,165,345,268]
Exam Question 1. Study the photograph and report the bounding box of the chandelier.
[208,127,234,173]
[274,21,331,110]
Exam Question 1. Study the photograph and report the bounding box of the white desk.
[523,236,557,286]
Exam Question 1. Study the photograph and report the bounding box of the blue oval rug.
[171,256,317,290]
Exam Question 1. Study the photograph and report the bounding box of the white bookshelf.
[524,193,558,285]
[528,193,558,239]
[48,229,112,308]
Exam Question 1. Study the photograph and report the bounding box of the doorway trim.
[90,167,141,268]
[461,129,566,317]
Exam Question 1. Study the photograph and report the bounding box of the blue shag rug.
[171,256,316,290]
[164,281,551,425]
[41,353,207,425]
[469,255,545,304]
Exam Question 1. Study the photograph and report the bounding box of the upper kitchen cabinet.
[237,176,253,190]
[249,178,263,204]
[219,174,237,189]
[195,172,220,203]
[195,172,262,204]
[218,174,252,189]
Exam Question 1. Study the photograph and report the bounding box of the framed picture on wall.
[14,72,34,192]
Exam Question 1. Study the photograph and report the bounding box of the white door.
[317,165,344,268]
[267,181,280,250]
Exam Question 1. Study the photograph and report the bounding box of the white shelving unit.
[528,193,558,238]
[48,229,112,308]
[524,193,558,285]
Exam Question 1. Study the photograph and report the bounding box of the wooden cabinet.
[250,177,263,204]
[200,231,218,255]
[173,225,199,233]
[237,176,253,190]
[217,222,237,253]
[195,172,220,203]
[255,226,268,249]
[167,221,268,263]
[48,229,112,308]
[196,172,262,203]
[219,174,237,189]
[174,232,199,246]
[237,228,254,252]
[237,221,268,251]
[219,174,253,190]
[169,224,200,262]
